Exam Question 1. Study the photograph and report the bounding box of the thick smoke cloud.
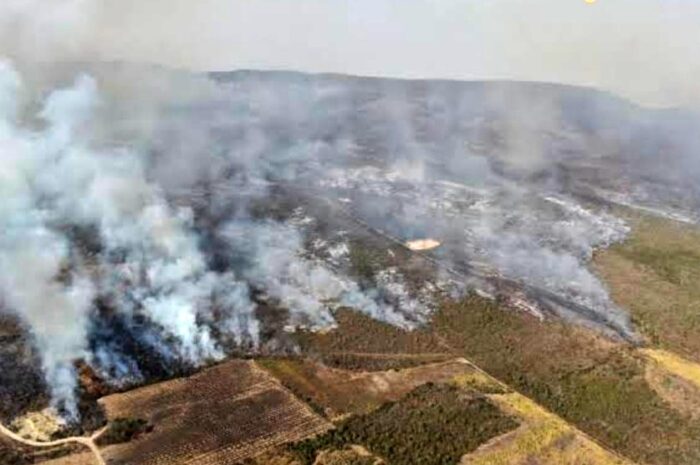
[0,62,421,419]
[221,220,413,330]
[0,62,94,419]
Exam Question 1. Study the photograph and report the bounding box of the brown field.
[52,359,330,465]
[258,357,479,418]
[38,451,96,465]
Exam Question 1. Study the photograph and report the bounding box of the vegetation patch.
[96,417,152,446]
[464,392,634,465]
[295,308,446,357]
[451,371,509,395]
[289,383,518,465]
[0,437,77,465]
[593,213,700,359]
[431,294,700,465]
[259,357,478,419]
[318,352,451,372]
[348,241,382,284]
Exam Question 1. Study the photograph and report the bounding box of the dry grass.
[36,451,97,465]
[312,446,382,465]
[645,360,700,420]
[233,448,302,465]
[642,349,700,419]
[451,371,508,394]
[593,212,700,360]
[463,392,635,465]
[642,349,700,389]
[10,409,64,442]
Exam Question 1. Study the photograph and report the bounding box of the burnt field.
[0,317,47,424]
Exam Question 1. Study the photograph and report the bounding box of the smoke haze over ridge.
[2,0,700,107]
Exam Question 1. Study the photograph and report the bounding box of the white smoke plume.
[0,61,96,419]
[222,220,415,331]
[0,61,425,419]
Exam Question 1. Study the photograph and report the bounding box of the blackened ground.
[0,316,47,425]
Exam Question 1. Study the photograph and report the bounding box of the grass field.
[295,308,449,370]
[594,212,700,360]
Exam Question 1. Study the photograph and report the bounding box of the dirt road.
[0,421,107,465]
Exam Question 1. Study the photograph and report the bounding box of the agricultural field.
[43,360,331,465]
[100,359,331,465]
[257,357,482,418]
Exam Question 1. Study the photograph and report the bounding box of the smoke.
[318,160,632,336]
[3,0,699,107]
[0,61,95,419]
[2,0,698,421]
[0,0,97,63]
[221,220,414,330]
[0,62,426,418]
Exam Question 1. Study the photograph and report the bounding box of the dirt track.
[0,421,106,465]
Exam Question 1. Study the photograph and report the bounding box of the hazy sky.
[2,0,699,106]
